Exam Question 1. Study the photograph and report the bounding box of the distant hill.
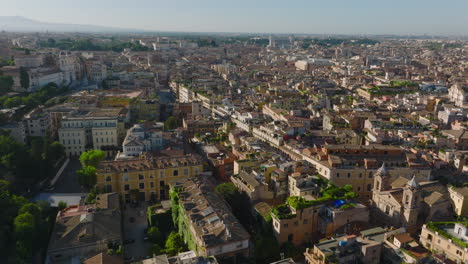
[0,16,143,33]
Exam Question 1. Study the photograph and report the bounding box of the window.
[124,184,130,191]
[123,175,130,182]
[184,168,189,175]
[139,174,144,180]
[105,176,111,182]
[159,171,164,178]
[369,172,373,178]
[347,173,351,178]
[367,184,372,191]
[105,185,112,192]
[139,183,145,189]
[336,173,340,178]
[150,182,154,188]
[359,173,362,178]
[283,224,288,228]
[160,180,165,187]
[173,170,178,176]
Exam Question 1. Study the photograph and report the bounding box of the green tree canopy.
[58,201,67,211]
[79,150,105,167]
[164,232,186,256]
[19,67,29,89]
[147,226,163,245]
[77,166,97,187]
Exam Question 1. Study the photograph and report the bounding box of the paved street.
[123,203,152,260]
[52,158,85,193]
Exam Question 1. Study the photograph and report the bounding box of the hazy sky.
[1,0,467,35]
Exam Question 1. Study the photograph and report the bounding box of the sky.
[0,0,467,35]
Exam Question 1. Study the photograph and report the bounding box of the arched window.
[367,184,372,191]
[173,170,178,176]
[105,176,112,182]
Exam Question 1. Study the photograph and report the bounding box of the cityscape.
[0,2,468,264]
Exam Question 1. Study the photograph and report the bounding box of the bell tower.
[402,175,421,233]
[374,163,391,192]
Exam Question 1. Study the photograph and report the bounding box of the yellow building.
[96,155,204,201]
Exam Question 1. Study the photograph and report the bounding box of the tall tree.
[19,67,29,90]
[77,166,97,187]
[79,150,105,167]
[164,232,186,256]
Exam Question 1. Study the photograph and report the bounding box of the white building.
[58,109,126,157]
[119,124,163,159]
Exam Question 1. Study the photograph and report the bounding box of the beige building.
[303,145,432,199]
[304,233,382,264]
[171,178,250,260]
[22,106,50,138]
[46,193,122,264]
[230,171,274,202]
[420,222,468,263]
[372,164,453,234]
[272,203,321,246]
[448,187,468,217]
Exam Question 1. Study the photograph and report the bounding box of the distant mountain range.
[0,16,144,33]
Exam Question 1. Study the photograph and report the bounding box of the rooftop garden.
[426,221,468,248]
[271,183,358,219]
[389,80,419,88]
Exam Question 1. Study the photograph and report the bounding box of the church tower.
[402,175,422,233]
[374,163,391,192]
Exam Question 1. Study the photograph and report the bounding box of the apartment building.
[22,107,50,139]
[448,187,468,217]
[420,222,468,263]
[58,108,127,157]
[304,233,382,264]
[96,155,203,201]
[119,124,163,159]
[171,178,250,260]
[303,144,432,198]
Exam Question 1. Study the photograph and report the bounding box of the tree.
[79,150,105,167]
[45,141,65,164]
[164,116,178,130]
[0,75,14,95]
[14,212,36,260]
[77,166,97,187]
[254,232,281,264]
[58,201,67,211]
[147,226,163,244]
[19,67,29,90]
[149,243,163,256]
[164,232,186,256]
